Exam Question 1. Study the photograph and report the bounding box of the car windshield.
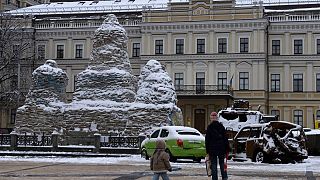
[176,130,200,136]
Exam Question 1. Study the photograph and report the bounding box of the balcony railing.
[34,19,142,29]
[175,85,233,96]
[268,14,320,22]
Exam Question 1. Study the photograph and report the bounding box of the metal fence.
[17,132,52,146]
[0,134,11,146]
[100,136,142,148]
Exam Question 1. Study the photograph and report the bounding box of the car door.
[245,126,263,159]
[233,127,251,159]
[146,129,160,155]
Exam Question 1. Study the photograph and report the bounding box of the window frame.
[272,40,280,55]
[197,39,205,54]
[294,39,303,55]
[316,110,320,120]
[271,110,280,117]
[75,44,84,59]
[293,110,303,126]
[132,42,140,57]
[175,39,184,54]
[271,74,280,92]
[240,37,249,53]
[317,39,320,54]
[217,72,227,90]
[239,72,249,90]
[155,40,163,55]
[293,73,303,92]
[56,44,65,59]
[316,73,320,92]
[218,38,227,53]
[174,73,184,90]
[196,72,205,93]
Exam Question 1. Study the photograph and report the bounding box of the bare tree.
[0,13,35,107]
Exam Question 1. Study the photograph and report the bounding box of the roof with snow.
[6,0,320,16]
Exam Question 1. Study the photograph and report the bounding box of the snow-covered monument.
[15,14,182,137]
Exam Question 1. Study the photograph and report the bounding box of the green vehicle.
[140,126,206,162]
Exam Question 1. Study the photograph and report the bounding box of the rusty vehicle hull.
[233,121,308,163]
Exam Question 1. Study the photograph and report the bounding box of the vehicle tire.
[141,148,149,160]
[253,150,265,163]
[193,157,201,163]
[165,149,177,162]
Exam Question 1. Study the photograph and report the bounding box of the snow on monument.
[73,14,136,102]
[136,60,176,104]
[25,59,68,106]
[15,60,68,132]
[126,60,183,134]
[15,14,182,139]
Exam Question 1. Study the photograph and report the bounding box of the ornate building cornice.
[269,55,320,63]
[141,53,266,61]
[141,19,268,33]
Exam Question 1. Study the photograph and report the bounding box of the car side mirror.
[147,135,150,139]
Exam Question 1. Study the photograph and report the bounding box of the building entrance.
[194,109,206,133]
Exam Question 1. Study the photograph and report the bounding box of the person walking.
[150,139,172,180]
[205,111,229,180]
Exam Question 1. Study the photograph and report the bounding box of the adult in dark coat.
[205,111,229,180]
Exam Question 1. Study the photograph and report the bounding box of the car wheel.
[141,148,149,160]
[253,151,265,163]
[165,149,177,162]
[193,157,201,163]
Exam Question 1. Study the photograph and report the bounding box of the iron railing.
[0,134,11,146]
[100,136,142,148]
[17,132,52,146]
[175,85,233,96]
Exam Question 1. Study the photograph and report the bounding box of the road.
[0,155,318,180]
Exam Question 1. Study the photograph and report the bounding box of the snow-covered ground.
[0,154,319,174]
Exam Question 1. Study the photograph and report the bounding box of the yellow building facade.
[3,0,320,132]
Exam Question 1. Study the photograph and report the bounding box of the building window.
[10,109,16,124]
[271,110,280,117]
[56,45,64,59]
[294,39,303,54]
[317,39,320,54]
[218,72,227,90]
[239,72,249,90]
[37,44,45,60]
[176,39,184,54]
[196,72,205,94]
[75,44,83,58]
[197,39,205,54]
[132,43,140,57]
[293,74,303,92]
[155,40,163,54]
[174,73,184,90]
[272,40,280,55]
[317,73,320,92]
[240,38,249,53]
[316,110,320,120]
[271,74,280,92]
[293,110,303,126]
[218,38,227,53]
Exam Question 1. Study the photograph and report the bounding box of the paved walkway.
[0,160,317,180]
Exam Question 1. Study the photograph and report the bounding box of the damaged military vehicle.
[232,121,308,163]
